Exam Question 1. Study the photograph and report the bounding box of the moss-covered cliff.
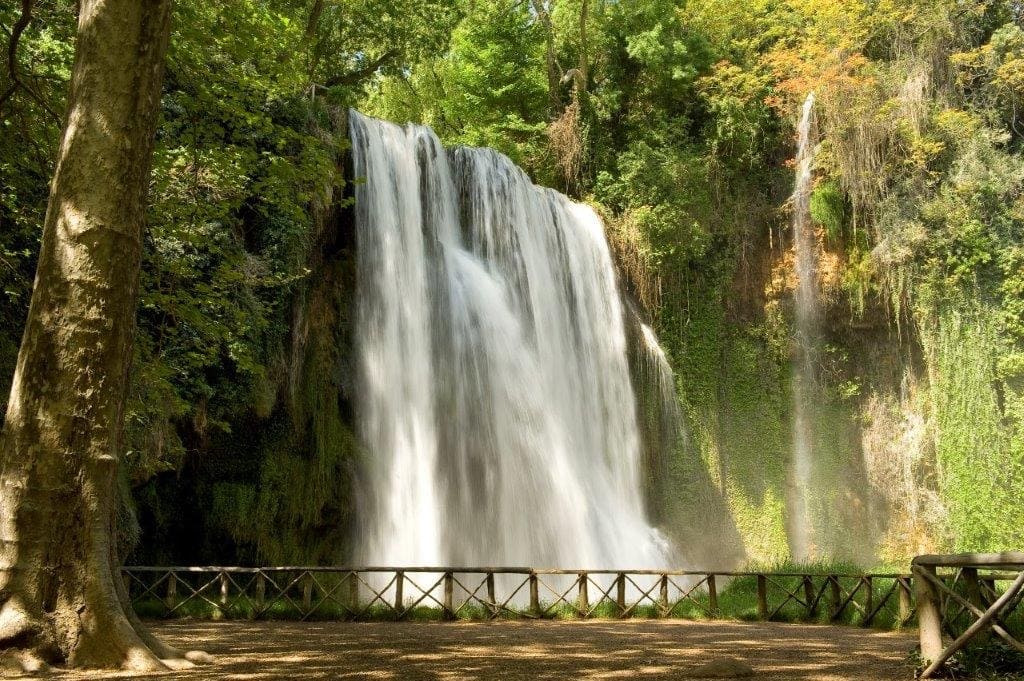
[129,122,364,566]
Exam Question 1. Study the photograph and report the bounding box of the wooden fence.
[122,566,915,626]
[914,552,1024,678]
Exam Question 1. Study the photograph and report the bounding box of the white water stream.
[349,111,671,574]
[790,93,819,561]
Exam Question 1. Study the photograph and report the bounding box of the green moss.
[924,305,1024,552]
[810,179,847,243]
[209,253,362,565]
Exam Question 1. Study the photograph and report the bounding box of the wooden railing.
[913,552,1024,678]
[121,566,915,627]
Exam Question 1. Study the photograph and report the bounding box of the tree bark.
[0,0,204,672]
[531,0,562,113]
[578,0,589,93]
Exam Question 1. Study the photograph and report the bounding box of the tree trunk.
[531,0,562,113]
[578,0,589,93]
[0,0,204,672]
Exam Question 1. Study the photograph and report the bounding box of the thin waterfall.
[632,313,686,523]
[789,93,818,561]
[349,111,671,573]
[638,319,685,453]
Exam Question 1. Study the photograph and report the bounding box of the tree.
[531,0,564,112]
[0,0,207,671]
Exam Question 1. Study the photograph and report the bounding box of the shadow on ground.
[49,619,917,680]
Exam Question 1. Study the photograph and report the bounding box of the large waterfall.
[349,111,670,570]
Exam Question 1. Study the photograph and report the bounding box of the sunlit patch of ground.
[49,619,916,680]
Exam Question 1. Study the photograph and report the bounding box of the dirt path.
[48,619,917,680]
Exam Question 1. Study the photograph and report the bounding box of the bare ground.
[44,619,917,680]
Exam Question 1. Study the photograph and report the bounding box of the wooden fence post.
[579,573,589,617]
[348,572,359,612]
[486,572,496,617]
[395,571,405,617]
[255,572,266,610]
[963,567,980,603]
[915,565,945,667]
[962,567,990,644]
[302,572,313,612]
[707,574,719,616]
[804,576,816,619]
[863,577,873,626]
[829,576,841,619]
[220,572,229,608]
[616,573,626,617]
[164,569,179,610]
[444,571,454,619]
[529,572,540,615]
[898,577,912,625]
[757,575,768,620]
[165,573,177,611]
[659,574,669,617]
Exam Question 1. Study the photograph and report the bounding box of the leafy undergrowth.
[909,641,1024,681]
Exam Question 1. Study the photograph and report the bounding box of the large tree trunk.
[0,0,205,672]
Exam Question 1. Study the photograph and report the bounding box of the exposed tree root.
[0,593,212,674]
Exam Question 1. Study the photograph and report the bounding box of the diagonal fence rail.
[914,552,1024,678]
[122,566,916,628]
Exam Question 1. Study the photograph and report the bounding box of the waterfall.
[349,111,671,572]
[637,318,685,453]
[789,93,819,561]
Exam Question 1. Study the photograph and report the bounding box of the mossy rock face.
[130,175,363,567]
[622,289,747,570]
[213,220,361,565]
[642,222,910,568]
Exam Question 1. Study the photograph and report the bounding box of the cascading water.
[349,111,671,573]
[789,93,819,561]
[637,318,685,453]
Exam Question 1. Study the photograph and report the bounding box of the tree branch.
[321,51,397,88]
[303,0,324,45]
[532,0,564,113]
[297,0,323,74]
[0,0,59,122]
[0,0,35,111]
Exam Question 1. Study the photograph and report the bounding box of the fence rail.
[122,566,915,627]
[914,552,1024,678]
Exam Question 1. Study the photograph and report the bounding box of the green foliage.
[366,0,549,167]
[810,180,846,242]
[925,307,1024,551]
